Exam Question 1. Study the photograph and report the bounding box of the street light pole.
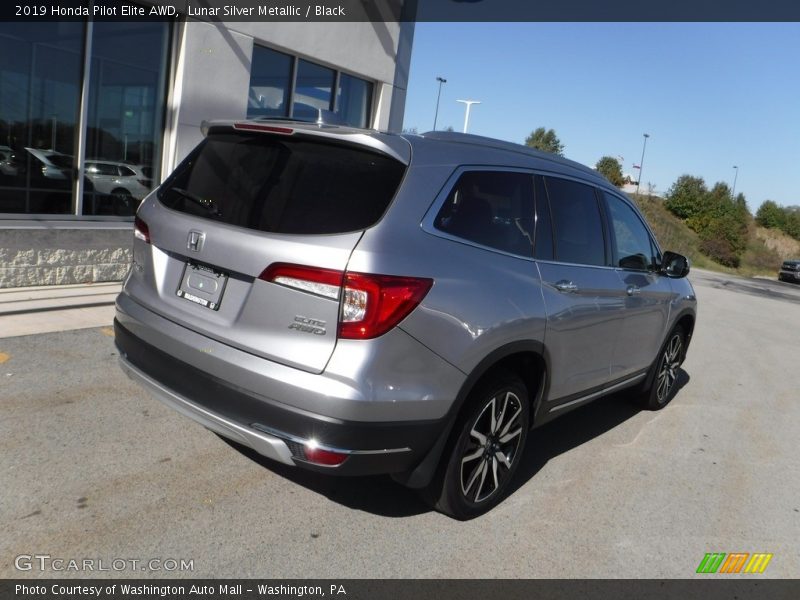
[731,165,739,200]
[456,99,481,133]
[635,133,650,196]
[433,76,446,131]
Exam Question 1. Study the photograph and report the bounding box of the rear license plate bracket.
[176,262,228,311]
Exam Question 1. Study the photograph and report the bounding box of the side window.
[544,176,607,266]
[91,163,118,176]
[533,175,554,260]
[603,192,656,271]
[118,166,137,177]
[434,171,534,258]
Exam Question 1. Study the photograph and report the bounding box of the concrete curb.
[0,281,121,339]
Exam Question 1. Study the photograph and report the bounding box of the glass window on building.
[83,21,170,217]
[293,59,334,120]
[336,73,372,128]
[0,19,169,217]
[247,45,292,119]
[0,23,84,214]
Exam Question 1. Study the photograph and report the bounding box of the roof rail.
[419,130,603,181]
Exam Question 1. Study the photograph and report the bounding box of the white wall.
[166,20,414,171]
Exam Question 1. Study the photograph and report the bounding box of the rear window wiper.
[167,187,221,216]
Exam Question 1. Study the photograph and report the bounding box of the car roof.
[203,119,614,190]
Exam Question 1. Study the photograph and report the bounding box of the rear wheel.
[111,188,134,215]
[641,325,685,410]
[431,371,529,519]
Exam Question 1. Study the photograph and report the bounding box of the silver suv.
[115,120,697,519]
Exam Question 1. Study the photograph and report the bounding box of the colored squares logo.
[697,553,773,574]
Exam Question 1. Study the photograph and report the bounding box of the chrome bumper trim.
[119,355,296,466]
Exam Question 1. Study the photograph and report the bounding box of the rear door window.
[434,170,534,258]
[158,132,406,235]
[544,176,607,266]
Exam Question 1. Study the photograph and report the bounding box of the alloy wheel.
[655,333,683,403]
[459,391,524,503]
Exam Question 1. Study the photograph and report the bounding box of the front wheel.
[641,325,685,410]
[431,371,530,519]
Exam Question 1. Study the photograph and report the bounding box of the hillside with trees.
[520,125,796,276]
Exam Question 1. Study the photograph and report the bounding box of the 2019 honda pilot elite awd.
[115,119,697,519]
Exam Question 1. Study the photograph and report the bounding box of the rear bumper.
[114,318,450,476]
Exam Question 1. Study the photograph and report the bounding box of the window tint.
[533,175,554,260]
[118,166,137,177]
[434,171,534,257]
[158,132,405,235]
[544,177,606,266]
[604,192,655,270]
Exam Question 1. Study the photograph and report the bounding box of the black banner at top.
[3,0,800,22]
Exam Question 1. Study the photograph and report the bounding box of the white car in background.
[0,146,19,177]
[25,147,72,181]
[84,160,152,201]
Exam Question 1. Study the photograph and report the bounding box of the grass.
[629,193,785,278]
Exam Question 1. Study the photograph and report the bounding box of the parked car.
[24,147,72,184]
[84,160,152,202]
[778,260,800,283]
[115,120,697,519]
[0,146,19,177]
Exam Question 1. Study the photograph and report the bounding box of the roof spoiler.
[201,109,347,137]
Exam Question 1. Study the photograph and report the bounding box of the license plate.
[176,262,228,311]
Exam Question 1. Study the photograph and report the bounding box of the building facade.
[0,17,413,287]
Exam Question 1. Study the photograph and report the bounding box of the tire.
[641,325,685,410]
[111,188,134,215]
[430,371,530,519]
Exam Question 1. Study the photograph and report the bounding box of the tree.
[783,208,800,240]
[595,156,625,187]
[756,200,787,230]
[664,175,708,220]
[525,127,564,156]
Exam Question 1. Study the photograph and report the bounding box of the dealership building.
[0,16,414,287]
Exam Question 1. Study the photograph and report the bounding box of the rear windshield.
[158,132,406,234]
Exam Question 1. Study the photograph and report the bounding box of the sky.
[402,23,800,212]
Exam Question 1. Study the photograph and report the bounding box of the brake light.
[134,216,150,244]
[339,273,433,339]
[259,263,432,339]
[259,264,343,300]
[233,122,294,135]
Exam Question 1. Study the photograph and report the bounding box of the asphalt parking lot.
[1,269,799,579]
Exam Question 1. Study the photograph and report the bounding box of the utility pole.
[635,133,650,195]
[433,76,446,131]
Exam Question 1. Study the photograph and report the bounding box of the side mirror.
[661,251,690,278]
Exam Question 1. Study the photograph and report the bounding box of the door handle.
[554,280,578,294]
[626,285,641,296]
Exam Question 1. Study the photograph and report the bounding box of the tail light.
[260,263,432,339]
[134,216,150,244]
